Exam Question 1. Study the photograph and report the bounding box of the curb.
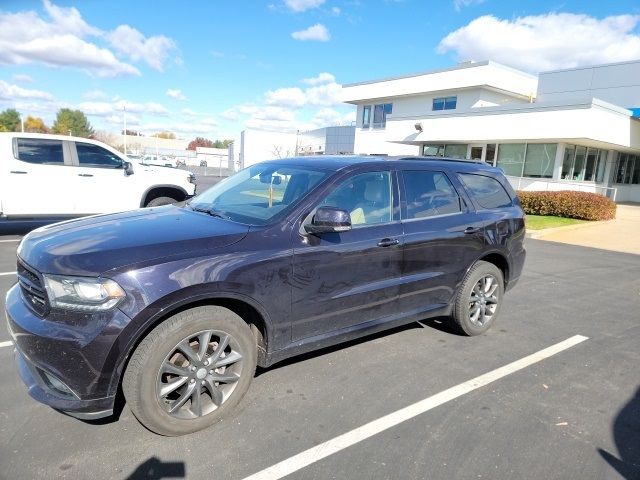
[526,219,612,239]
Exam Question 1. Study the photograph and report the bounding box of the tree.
[0,108,21,132]
[152,131,176,139]
[24,116,49,133]
[186,137,215,150]
[52,108,94,138]
[212,139,233,148]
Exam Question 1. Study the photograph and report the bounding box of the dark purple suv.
[6,156,525,435]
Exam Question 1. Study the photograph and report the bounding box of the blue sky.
[1,0,639,140]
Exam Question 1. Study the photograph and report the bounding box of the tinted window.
[321,171,392,226]
[402,171,461,219]
[16,139,64,165]
[459,173,512,209]
[76,143,123,168]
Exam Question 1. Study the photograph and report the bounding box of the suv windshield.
[188,163,330,225]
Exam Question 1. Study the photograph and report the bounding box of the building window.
[422,144,467,159]
[614,153,640,185]
[522,143,556,178]
[432,96,457,111]
[561,145,606,182]
[496,144,526,177]
[362,105,371,129]
[372,103,392,129]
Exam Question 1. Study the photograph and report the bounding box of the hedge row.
[516,190,616,221]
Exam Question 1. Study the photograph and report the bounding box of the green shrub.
[516,190,616,221]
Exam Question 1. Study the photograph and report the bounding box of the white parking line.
[0,239,21,243]
[0,271,16,277]
[0,341,13,348]
[241,334,589,480]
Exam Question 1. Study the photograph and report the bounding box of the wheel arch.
[109,292,273,397]
[140,185,189,207]
[476,251,510,287]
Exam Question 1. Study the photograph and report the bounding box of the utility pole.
[123,105,127,156]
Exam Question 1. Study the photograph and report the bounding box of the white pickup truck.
[0,133,197,222]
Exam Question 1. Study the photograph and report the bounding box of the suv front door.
[3,137,76,216]
[291,169,403,341]
[398,168,484,314]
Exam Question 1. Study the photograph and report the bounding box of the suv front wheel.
[451,261,504,336]
[123,306,257,436]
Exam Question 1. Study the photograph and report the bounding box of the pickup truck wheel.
[451,261,504,336]
[123,306,257,436]
[146,196,177,207]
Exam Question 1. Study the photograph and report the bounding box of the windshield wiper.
[189,205,229,219]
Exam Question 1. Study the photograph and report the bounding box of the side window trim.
[399,168,465,221]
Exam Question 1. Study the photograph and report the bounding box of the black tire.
[123,306,257,436]
[146,196,177,207]
[451,261,504,336]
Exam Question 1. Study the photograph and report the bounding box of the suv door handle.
[377,238,400,247]
[10,170,27,174]
[78,173,94,177]
[464,226,481,234]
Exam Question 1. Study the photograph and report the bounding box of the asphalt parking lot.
[0,237,638,480]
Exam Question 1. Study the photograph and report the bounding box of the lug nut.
[203,360,209,366]
[201,380,206,385]
[189,379,195,384]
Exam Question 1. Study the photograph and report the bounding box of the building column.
[602,150,616,187]
[552,143,565,181]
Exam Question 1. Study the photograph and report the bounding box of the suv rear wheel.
[451,261,504,336]
[123,306,257,436]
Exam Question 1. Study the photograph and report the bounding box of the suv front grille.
[17,260,49,317]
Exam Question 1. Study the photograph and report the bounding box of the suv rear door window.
[402,170,461,219]
[16,139,64,165]
[76,143,123,168]
[459,173,512,209]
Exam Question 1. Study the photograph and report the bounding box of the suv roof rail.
[389,155,487,165]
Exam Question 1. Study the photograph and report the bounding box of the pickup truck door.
[2,137,76,216]
[70,141,140,214]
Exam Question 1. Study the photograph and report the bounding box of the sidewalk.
[532,204,640,255]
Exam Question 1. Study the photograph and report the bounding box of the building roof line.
[540,58,640,75]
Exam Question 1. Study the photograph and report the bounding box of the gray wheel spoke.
[211,371,240,384]
[191,384,203,417]
[470,305,481,322]
[486,283,498,297]
[161,363,190,377]
[170,382,196,413]
[207,334,230,365]
[204,378,224,406]
[485,295,498,304]
[177,340,200,365]
[197,331,212,360]
[215,350,242,368]
[160,376,188,397]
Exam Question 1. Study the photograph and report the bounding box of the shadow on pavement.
[126,456,185,479]
[598,386,640,479]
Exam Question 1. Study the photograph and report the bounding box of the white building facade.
[342,60,640,202]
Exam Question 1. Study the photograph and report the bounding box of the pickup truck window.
[16,139,64,165]
[76,143,123,168]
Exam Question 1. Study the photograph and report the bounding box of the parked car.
[0,133,196,224]
[7,156,526,436]
[141,154,176,168]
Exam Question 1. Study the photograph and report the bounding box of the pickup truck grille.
[17,260,49,317]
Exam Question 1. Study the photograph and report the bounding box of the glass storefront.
[614,152,640,185]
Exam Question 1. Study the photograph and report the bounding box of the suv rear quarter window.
[459,173,512,209]
[402,170,461,219]
[16,138,64,165]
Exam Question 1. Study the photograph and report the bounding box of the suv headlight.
[43,275,126,312]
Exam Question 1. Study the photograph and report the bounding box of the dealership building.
[342,60,640,202]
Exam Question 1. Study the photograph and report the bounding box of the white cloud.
[302,72,335,85]
[453,0,485,11]
[438,13,640,72]
[182,108,198,117]
[83,89,107,100]
[0,80,54,101]
[265,87,307,108]
[0,4,140,77]
[12,73,34,83]
[77,101,114,115]
[166,88,186,101]
[284,0,325,12]
[291,24,330,42]
[107,25,178,71]
[331,7,341,16]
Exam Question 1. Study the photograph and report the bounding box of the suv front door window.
[291,169,403,341]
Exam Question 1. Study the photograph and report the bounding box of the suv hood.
[18,206,249,276]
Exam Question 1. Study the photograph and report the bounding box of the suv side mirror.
[304,207,352,234]
[123,161,134,176]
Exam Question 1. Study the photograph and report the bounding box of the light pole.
[123,105,127,156]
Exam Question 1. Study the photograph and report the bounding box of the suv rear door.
[398,167,484,314]
[3,137,76,216]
